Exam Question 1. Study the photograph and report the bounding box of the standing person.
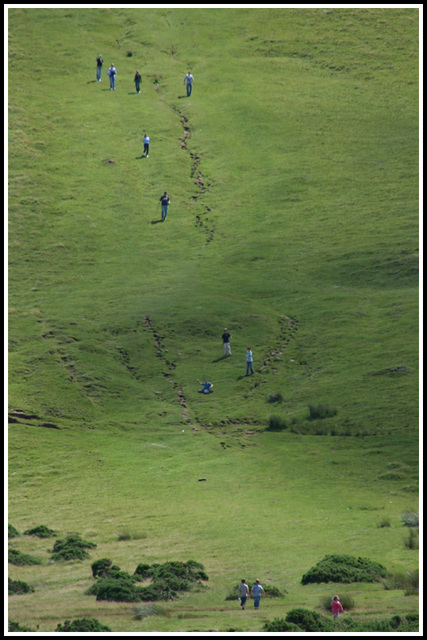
[246,347,254,376]
[237,579,249,610]
[159,192,170,221]
[251,579,264,610]
[134,69,142,93]
[331,595,344,621]
[222,328,232,357]
[96,54,103,81]
[184,71,194,97]
[108,64,116,90]
[197,379,213,394]
[143,133,150,157]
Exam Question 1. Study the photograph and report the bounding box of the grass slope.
[8,7,419,633]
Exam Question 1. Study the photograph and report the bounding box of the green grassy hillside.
[8,7,419,633]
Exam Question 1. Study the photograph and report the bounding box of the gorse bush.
[86,559,209,603]
[8,524,19,539]
[8,548,42,566]
[263,610,419,633]
[55,618,112,632]
[285,608,334,632]
[263,618,302,632]
[50,534,96,562]
[24,525,57,538]
[8,621,36,632]
[8,578,35,595]
[301,554,389,584]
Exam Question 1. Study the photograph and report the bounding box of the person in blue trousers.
[96,54,103,81]
[246,347,254,376]
[159,192,170,220]
[108,64,116,90]
[184,71,194,96]
[251,580,264,610]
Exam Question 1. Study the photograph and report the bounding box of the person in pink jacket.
[331,595,344,621]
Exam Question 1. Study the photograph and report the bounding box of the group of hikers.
[236,580,344,620]
[197,328,255,395]
[95,55,193,222]
[95,54,194,95]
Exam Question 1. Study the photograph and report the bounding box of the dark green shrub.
[8,621,36,632]
[88,559,208,603]
[8,578,35,595]
[8,524,19,539]
[8,548,42,566]
[301,554,389,585]
[138,579,178,601]
[263,618,302,632]
[266,415,289,431]
[91,558,119,578]
[134,563,154,579]
[55,618,112,632]
[50,534,96,562]
[308,403,337,420]
[24,525,56,538]
[93,577,142,602]
[285,608,334,632]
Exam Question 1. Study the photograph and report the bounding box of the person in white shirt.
[184,72,194,96]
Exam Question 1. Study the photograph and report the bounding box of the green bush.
[266,415,289,431]
[263,618,302,632]
[8,524,19,539]
[8,548,42,566]
[50,534,96,562]
[134,563,154,579]
[301,554,389,585]
[8,578,35,595]
[87,559,209,603]
[24,525,56,538]
[8,621,36,632]
[308,403,337,420]
[55,618,112,632]
[285,608,334,632]
[91,558,120,578]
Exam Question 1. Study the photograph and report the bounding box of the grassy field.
[7,7,419,634]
